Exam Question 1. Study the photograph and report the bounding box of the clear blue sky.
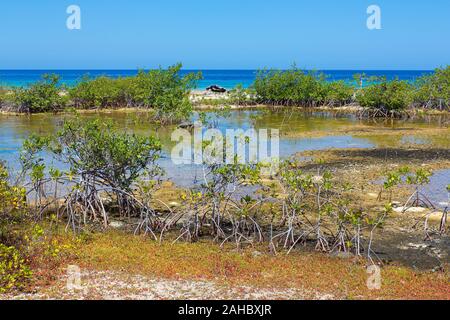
[0,0,448,70]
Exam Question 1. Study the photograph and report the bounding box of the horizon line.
[0,68,437,71]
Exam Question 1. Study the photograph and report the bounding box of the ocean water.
[0,70,433,90]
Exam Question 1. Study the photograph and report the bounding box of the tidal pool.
[422,169,450,209]
[0,110,448,188]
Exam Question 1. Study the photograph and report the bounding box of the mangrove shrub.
[253,66,354,107]
[69,64,202,123]
[54,118,162,192]
[69,76,125,109]
[323,81,354,106]
[12,74,67,113]
[20,118,163,230]
[413,66,450,110]
[356,78,413,115]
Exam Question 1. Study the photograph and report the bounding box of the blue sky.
[0,0,448,69]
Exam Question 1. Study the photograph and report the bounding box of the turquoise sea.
[0,70,433,90]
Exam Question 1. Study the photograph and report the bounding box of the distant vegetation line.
[0,63,448,119]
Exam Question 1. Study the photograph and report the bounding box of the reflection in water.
[0,110,448,188]
[422,169,450,208]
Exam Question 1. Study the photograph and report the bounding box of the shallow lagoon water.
[422,169,450,209]
[0,110,448,191]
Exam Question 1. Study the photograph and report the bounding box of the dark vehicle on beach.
[206,85,227,93]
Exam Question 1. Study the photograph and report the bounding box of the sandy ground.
[0,269,334,300]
